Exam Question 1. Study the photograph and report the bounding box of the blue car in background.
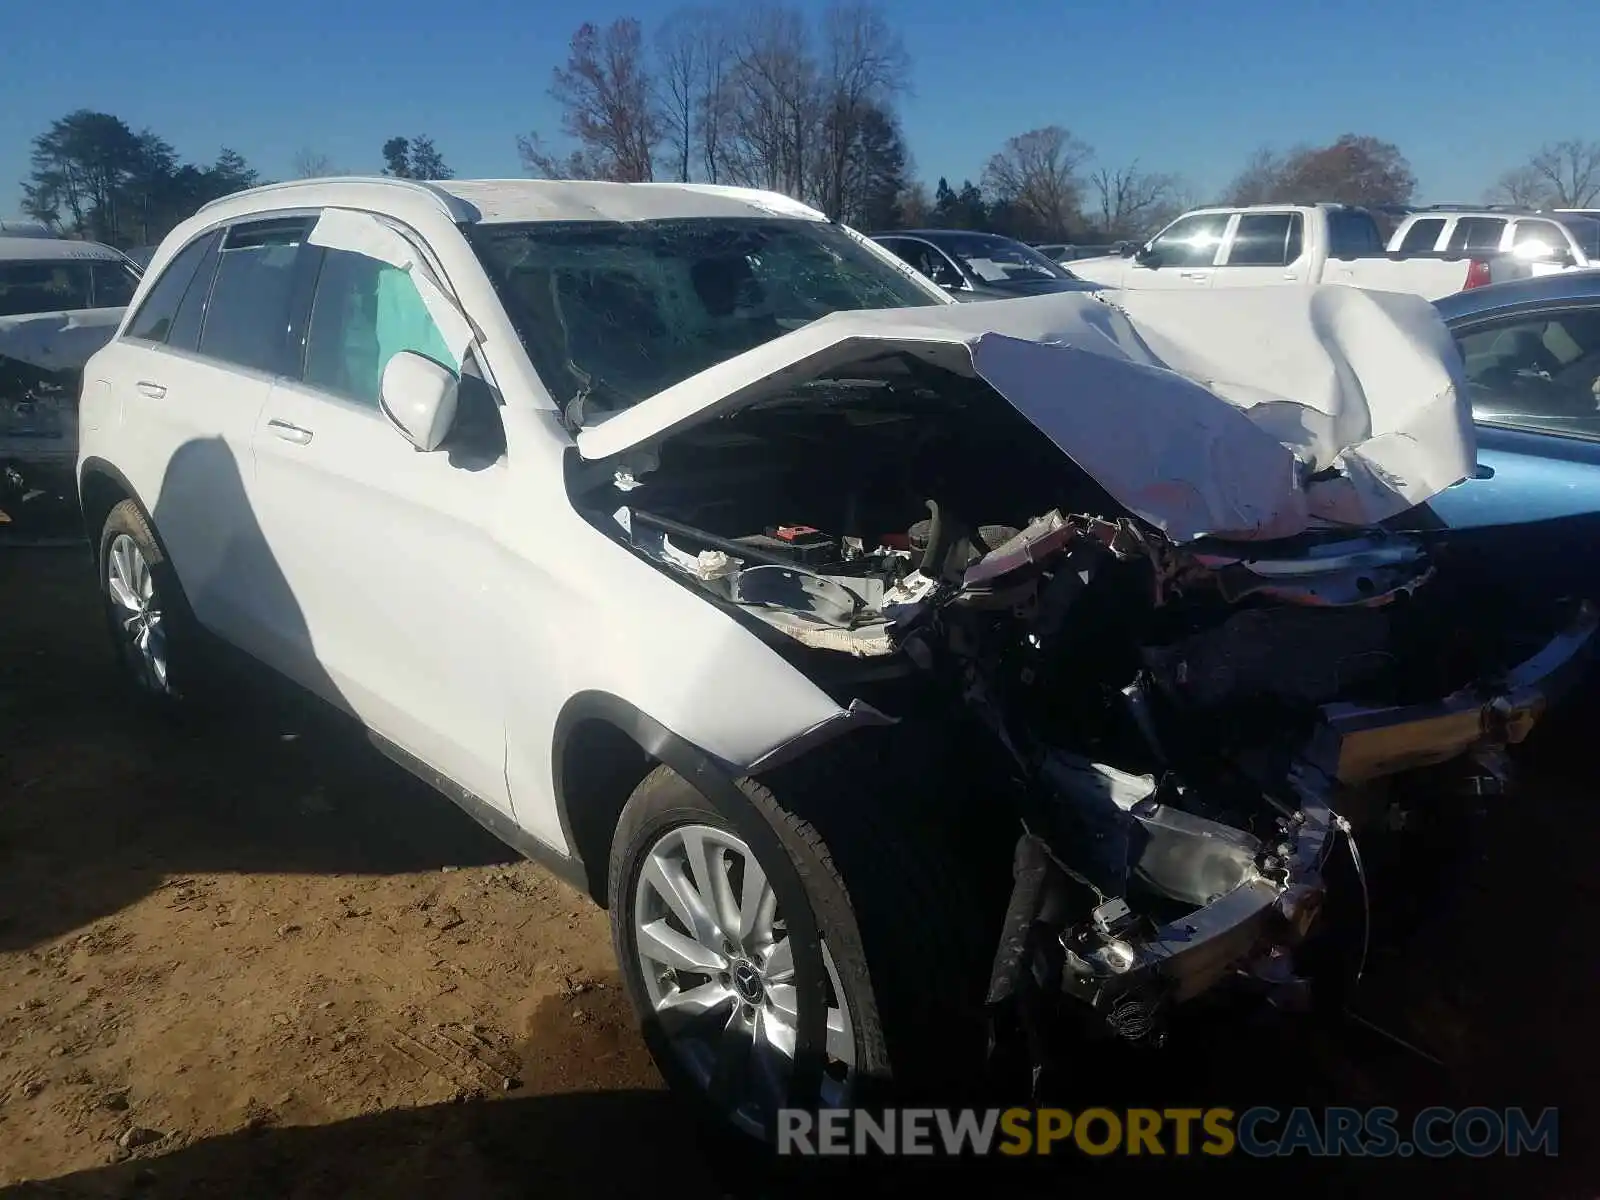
[1399,271,1600,604]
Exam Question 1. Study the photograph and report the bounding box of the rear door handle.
[1179,270,1209,280]
[266,418,314,445]
[135,380,166,399]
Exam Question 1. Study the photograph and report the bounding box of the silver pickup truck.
[0,237,140,523]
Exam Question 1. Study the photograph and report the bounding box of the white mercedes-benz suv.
[76,177,1594,1139]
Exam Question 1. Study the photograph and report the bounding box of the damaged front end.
[600,477,1596,1075]
[565,289,1596,1088]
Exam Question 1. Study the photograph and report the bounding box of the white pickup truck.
[1068,203,1500,300]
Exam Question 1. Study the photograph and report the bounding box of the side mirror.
[1134,244,1159,267]
[380,351,459,452]
[1119,242,1139,258]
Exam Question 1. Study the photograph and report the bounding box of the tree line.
[516,6,1200,241]
[18,17,1600,254]
[18,114,455,249]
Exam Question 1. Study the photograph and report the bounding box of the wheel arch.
[551,690,743,906]
[78,458,148,554]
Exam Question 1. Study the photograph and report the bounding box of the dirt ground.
[1,543,1597,1198]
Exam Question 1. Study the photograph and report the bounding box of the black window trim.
[166,232,225,354]
[191,214,317,380]
[1451,300,1600,444]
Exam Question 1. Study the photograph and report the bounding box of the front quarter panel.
[497,408,847,853]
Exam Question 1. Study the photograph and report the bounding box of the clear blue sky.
[3,0,1594,217]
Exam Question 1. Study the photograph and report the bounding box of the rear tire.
[97,499,205,709]
[608,726,1001,1144]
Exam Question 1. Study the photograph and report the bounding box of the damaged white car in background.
[79,182,1596,1139]
[1,236,139,524]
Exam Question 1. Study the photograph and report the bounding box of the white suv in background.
[1388,207,1600,274]
[77,177,1595,1141]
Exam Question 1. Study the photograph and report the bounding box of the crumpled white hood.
[0,306,126,373]
[575,286,1474,542]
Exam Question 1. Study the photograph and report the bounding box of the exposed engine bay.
[570,367,1598,1060]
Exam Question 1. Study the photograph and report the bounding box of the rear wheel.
[97,500,199,706]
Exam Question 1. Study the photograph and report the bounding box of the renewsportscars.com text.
[777,1106,1559,1158]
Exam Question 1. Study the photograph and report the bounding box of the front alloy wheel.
[632,821,856,1138]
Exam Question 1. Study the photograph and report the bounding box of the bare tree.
[524,19,660,182]
[1528,140,1600,208]
[697,22,733,183]
[1487,164,1548,207]
[656,11,702,182]
[517,133,610,181]
[1221,146,1286,206]
[721,5,820,199]
[654,8,735,184]
[896,180,931,227]
[293,148,337,178]
[1090,160,1181,239]
[815,1,909,221]
[981,126,1092,239]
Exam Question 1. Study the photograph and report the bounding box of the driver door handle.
[266,418,314,446]
[135,380,166,399]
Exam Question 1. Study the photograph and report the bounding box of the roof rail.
[1420,203,1536,214]
[194,175,473,222]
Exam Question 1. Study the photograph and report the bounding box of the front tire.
[608,737,998,1143]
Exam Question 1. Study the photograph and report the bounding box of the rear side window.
[126,236,214,342]
[302,246,459,407]
[91,262,140,308]
[1560,216,1600,261]
[1512,221,1571,257]
[197,219,312,374]
[166,235,223,353]
[1448,217,1506,252]
[1224,213,1302,266]
[1326,209,1385,256]
[1397,218,1445,253]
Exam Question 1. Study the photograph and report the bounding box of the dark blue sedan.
[1411,271,1600,601]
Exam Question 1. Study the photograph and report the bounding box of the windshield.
[934,235,1072,283]
[0,258,139,318]
[468,217,938,417]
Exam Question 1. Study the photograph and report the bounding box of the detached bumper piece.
[1307,601,1598,785]
[984,603,1597,1091]
[986,790,1335,1082]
